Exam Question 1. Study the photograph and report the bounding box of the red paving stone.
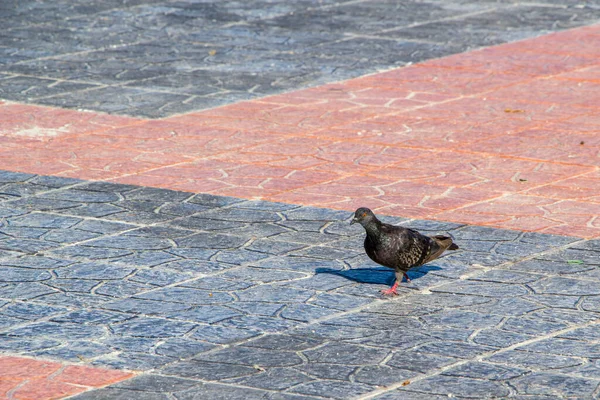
[0,356,133,400]
[1,25,600,238]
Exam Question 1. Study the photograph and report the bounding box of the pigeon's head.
[351,207,376,226]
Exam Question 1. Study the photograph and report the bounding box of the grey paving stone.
[469,269,541,284]
[0,282,58,300]
[155,338,216,359]
[70,388,170,400]
[31,340,114,361]
[443,361,528,380]
[190,324,262,344]
[93,352,175,370]
[101,298,190,316]
[472,329,534,348]
[387,351,459,373]
[0,238,60,254]
[236,285,314,303]
[0,171,35,183]
[8,213,81,228]
[486,349,584,370]
[180,276,254,291]
[280,304,339,322]
[521,337,600,358]
[0,337,62,352]
[304,342,389,365]
[175,382,279,400]
[227,367,314,391]
[221,267,307,283]
[244,334,322,352]
[289,380,375,399]
[432,280,530,297]
[0,226,48,239]
[219,315,299,333]
[135,286,234,305]
[159,259,235,275]
[371,391,454,400]
[197,345,303,367]
[175,232,248,249]
[246,239,308,255]
[50,245,134,260]
[83,235,172,250]
[129,269,193,286]
[524,293,580,309]
[350,330,431,350]
[55,262,136,280]
[291,323,381,341]
[42,229,103,243]
[1,302,66,320]
[36,292,112,308]
[417,341,495,359]
[212,249,270,265]
[227,301,284,317]
[110,317,196,338]
[95,281,153,298]
[0,266,52,282]
[464,297,542,316]
[322,312,422,331]
[0,314,26,330]
[3,321,105,339]
[45,279,100,293]
[510,372,600,398]
[112,374,200,392]
[500,316,570,336]
[309,292,373,311]
[51,309,132,325]
[296,363,356,381]
[530,276,600,295]
[167,305,241,324]
[397,375,510,398]
[161,359,259,380]
[354,365,416,387]
[421,309,502,329]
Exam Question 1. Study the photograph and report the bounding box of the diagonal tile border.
[1,26,599,237]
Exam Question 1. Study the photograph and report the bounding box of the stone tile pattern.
[1,171,600,399]
[0,355,132,399]
[1,25,599,237]
[1,0,600,117]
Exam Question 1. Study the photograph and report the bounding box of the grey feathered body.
[362,219,457,274]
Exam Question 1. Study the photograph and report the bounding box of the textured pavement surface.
[1,170,600,400]
[1,0,600,117]
[1,23,600,237]
[1,0,600,399]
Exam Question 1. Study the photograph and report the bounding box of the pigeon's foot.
[403,273,411,283]
[381,282,399,296]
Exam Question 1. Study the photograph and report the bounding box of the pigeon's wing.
[381,225,432,268]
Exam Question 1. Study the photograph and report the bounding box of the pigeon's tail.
[423,235,459,265]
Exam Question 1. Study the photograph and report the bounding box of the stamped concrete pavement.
[1,171,600,399]
[1,0,600,399]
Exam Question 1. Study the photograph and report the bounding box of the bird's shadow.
[315,265,443,285]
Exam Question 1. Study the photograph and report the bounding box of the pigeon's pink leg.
[381,281,399,296]
[403,273,411,283]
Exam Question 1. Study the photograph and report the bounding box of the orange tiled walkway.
[1,26,599,238]
[0,356,132,399]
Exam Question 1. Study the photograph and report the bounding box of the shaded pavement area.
[1,0,600,399]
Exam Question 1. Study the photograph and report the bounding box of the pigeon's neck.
[362,219,382,238]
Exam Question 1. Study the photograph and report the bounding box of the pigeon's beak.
[350,217,358,225]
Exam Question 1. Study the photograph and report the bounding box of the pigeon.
[351,207,459,296]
